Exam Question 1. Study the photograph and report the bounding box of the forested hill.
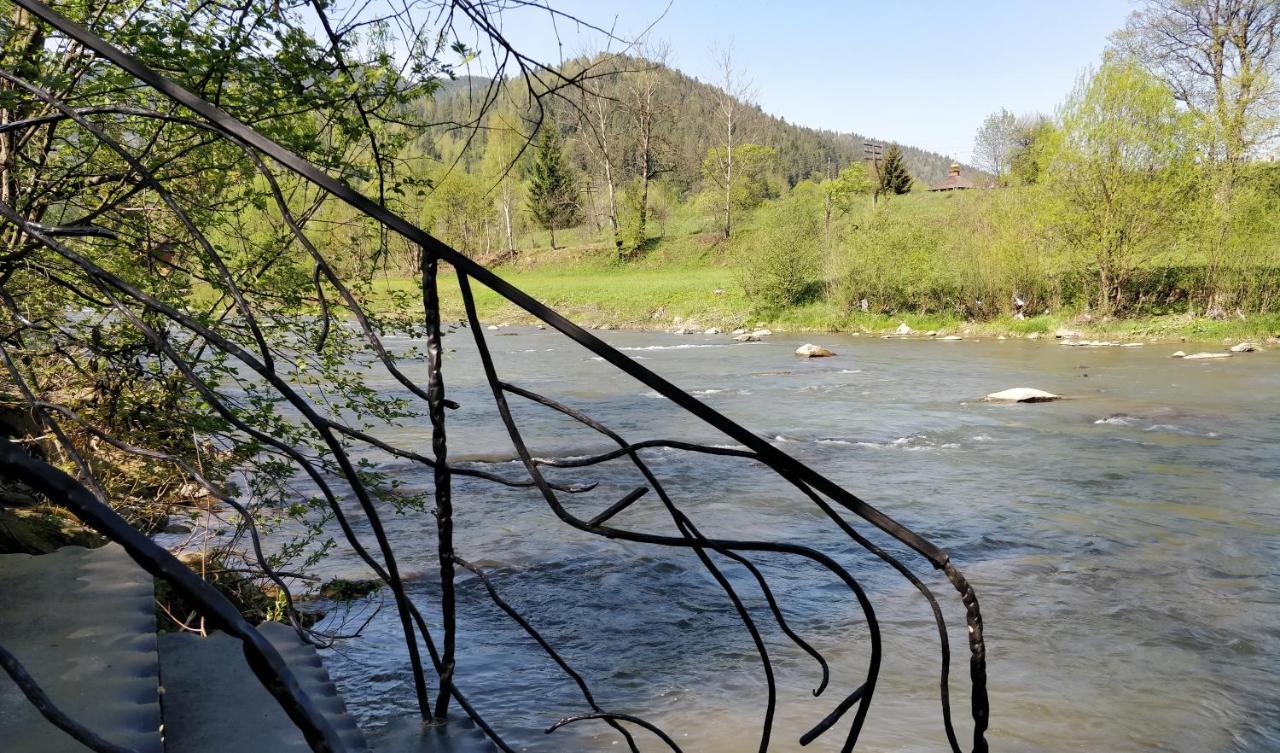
[416,57,979,191]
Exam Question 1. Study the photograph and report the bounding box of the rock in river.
[984,387,1061,403]
[894,322,913,335]
[795,343,835,358]
[1183,352,1232,360]
[1229,342,1259,353]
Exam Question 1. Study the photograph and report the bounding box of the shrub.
[736,193,822,308]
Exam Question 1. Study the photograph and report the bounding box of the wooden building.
[929,163,976,192]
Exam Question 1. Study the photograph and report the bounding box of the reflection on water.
[305,328,1280,752]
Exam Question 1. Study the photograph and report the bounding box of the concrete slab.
[0,543,163,753]
[159,621,368,753]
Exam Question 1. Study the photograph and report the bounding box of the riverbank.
[371,263,1280,345]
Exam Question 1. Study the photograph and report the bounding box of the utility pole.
[863,141,884,204]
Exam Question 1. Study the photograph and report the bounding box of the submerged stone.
[1183,352,1232,360]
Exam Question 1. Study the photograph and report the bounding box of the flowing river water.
[299,327,1279,752]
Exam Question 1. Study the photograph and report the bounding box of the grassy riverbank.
[370,242,1280,345]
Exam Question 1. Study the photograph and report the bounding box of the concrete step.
[367,715,497,753]
[158,621,369,753]
[0,543,163,753]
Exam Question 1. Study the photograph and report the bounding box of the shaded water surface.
[307,328,1279,752]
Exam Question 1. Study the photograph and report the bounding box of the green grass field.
[364,243,1280,344]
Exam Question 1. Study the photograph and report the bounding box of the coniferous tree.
[878,144,913,195]
[527,123,580,249]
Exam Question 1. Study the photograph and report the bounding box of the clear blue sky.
[483,0,1137,163]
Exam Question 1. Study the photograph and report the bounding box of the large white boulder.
[983,387,1061,403]
[795,343,835,358]
[894,322,913,335]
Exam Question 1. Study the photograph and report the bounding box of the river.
[303,327,1279,752]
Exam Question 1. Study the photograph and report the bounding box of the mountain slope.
[415,57,980,191]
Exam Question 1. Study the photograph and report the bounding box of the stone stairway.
[0,544,493,753]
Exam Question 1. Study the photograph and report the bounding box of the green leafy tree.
[1009,115,1055,185]
[878,145,913,196]
[973,109,1018,182]
[738,191,822,308]
[480,107,529,260]
[527,123,580,249]
[820,163,874,244]
[1043,60,1199,313]
[422,135,494,258]
[700,143,781,231]
[0,0,609,621]
[1115,0,1280,305]
[0,1,444,542]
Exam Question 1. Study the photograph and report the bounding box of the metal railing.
[0,2,989,751]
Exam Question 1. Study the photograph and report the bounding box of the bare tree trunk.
[714,46,751,240]
[501,181,515,259]
[824,195,833,249]
[576,67,623,254]
[598,101,621,251]
[724,103,734,239]
[621,45,670,258]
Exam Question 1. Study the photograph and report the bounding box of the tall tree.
[1044,61,1198,313]
[1115,0,1280,304]
[480,106,528,260]
[0,0,629,623]
[422,135,493,258]
[1116,0,1280,164]
[1008,114,1054,185]
[973,108,1018,181]
[574,55,624,253]
[820,162,874,246]
[527,123,580,249]
[622,44,672,255]
[701,143,781,221]
[711,44,755,238]
[878,145,913,195]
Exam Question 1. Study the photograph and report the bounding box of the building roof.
[929,163,976,191]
